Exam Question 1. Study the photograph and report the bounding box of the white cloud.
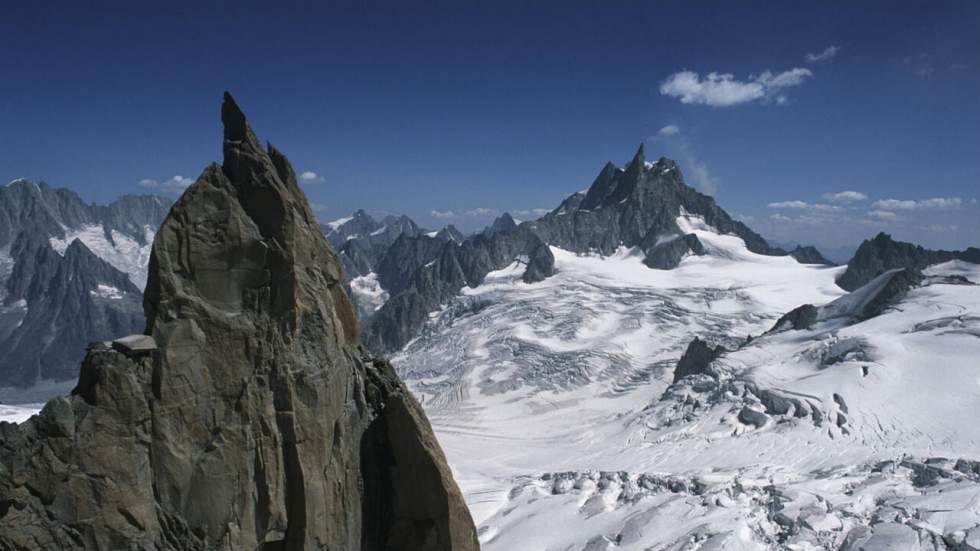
[770,213,793,222]
[867,209,898,220]
[822,190,867,203]
[138,175,193,194]
[300,171,325,184]
[659,67,813,107]
[513,208,550,219]
[430,207,505,219]
[768,200,809,209]
[465,207,499,217]
[768,200,841,211]
[656,125,680,137]
[924,224,958,232]
[871,197,962,210]
[806,45,840,63]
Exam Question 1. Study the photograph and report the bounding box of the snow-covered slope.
[391,212,980,550]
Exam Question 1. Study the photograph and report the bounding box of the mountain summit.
[363,146,802,352]
[531,146,779,269]
[0,93,477,550]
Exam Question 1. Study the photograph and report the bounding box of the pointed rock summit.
[0,93,478,550]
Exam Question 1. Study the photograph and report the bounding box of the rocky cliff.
[0,93,478,550]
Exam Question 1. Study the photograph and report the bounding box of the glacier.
[391,211,980,550]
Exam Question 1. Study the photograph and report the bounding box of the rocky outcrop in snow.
[0,92,477,551]
[838,232,979,291]
[788,244,835,265]
[672,337,723,383]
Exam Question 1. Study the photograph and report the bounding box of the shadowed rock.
[0,92,478,551]
[673,337,724,383]
[838,232,979,291]
[522,242,556,283]
[787,245,834,266]
[769,304,819,333]
[855,267,924,320]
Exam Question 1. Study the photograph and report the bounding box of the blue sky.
[1,1,977,253]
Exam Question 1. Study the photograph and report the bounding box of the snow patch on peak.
[89,284,124,300]
[349,272,389,314]
[0,404,42,424]
[324,215,353,231]
[49,224,154,290]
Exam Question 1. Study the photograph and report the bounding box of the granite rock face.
[838,232,980,291]
[0,93,478,551]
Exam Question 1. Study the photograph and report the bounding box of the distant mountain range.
[0,180,170,386]
[1,149,977,390]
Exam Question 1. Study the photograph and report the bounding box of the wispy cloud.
[805,45,840,63]
[686,159,718,196]
[650,125,718,195]
[871,197,962,210]
[513,208,550,219]
[867,209,898,220]
[429,207,500,219]
[300,170,325,184]
[768,200,841,212]
[138,175,192,194]
[659,67,813,107]
[465,207,498,217]
[822,190,867,203]
[903,52,935,78]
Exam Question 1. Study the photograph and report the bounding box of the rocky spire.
[624,142,646,177]
[0,93,478,550]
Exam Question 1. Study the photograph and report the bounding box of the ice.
[49,224,155,290]
[324,215,353,231]
[349,272,389,313]
[392,219,980,549]
[0,403,42,424]
[89,284,124,300]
